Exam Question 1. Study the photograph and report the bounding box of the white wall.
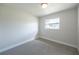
[0,5,38,52]
[39,8,77,48]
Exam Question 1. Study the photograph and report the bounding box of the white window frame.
[45,17,60,30]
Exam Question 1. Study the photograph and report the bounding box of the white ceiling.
[0,3,78,17]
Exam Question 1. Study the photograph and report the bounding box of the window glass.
[45,18,60,29]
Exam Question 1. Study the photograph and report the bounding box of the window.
[45,18,60,29]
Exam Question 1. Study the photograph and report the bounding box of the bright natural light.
[45,17,60,29]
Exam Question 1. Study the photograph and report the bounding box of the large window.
[45,18,60,29]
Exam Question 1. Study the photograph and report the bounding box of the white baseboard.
[0,37,35,53]
[39,36,77,48]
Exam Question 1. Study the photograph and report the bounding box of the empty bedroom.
[0,3,79,55]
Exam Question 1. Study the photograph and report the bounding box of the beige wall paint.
[39,8,77,48]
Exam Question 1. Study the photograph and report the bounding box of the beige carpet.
[0,38,78,55]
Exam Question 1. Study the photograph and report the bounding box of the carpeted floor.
[0,38,78,55]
